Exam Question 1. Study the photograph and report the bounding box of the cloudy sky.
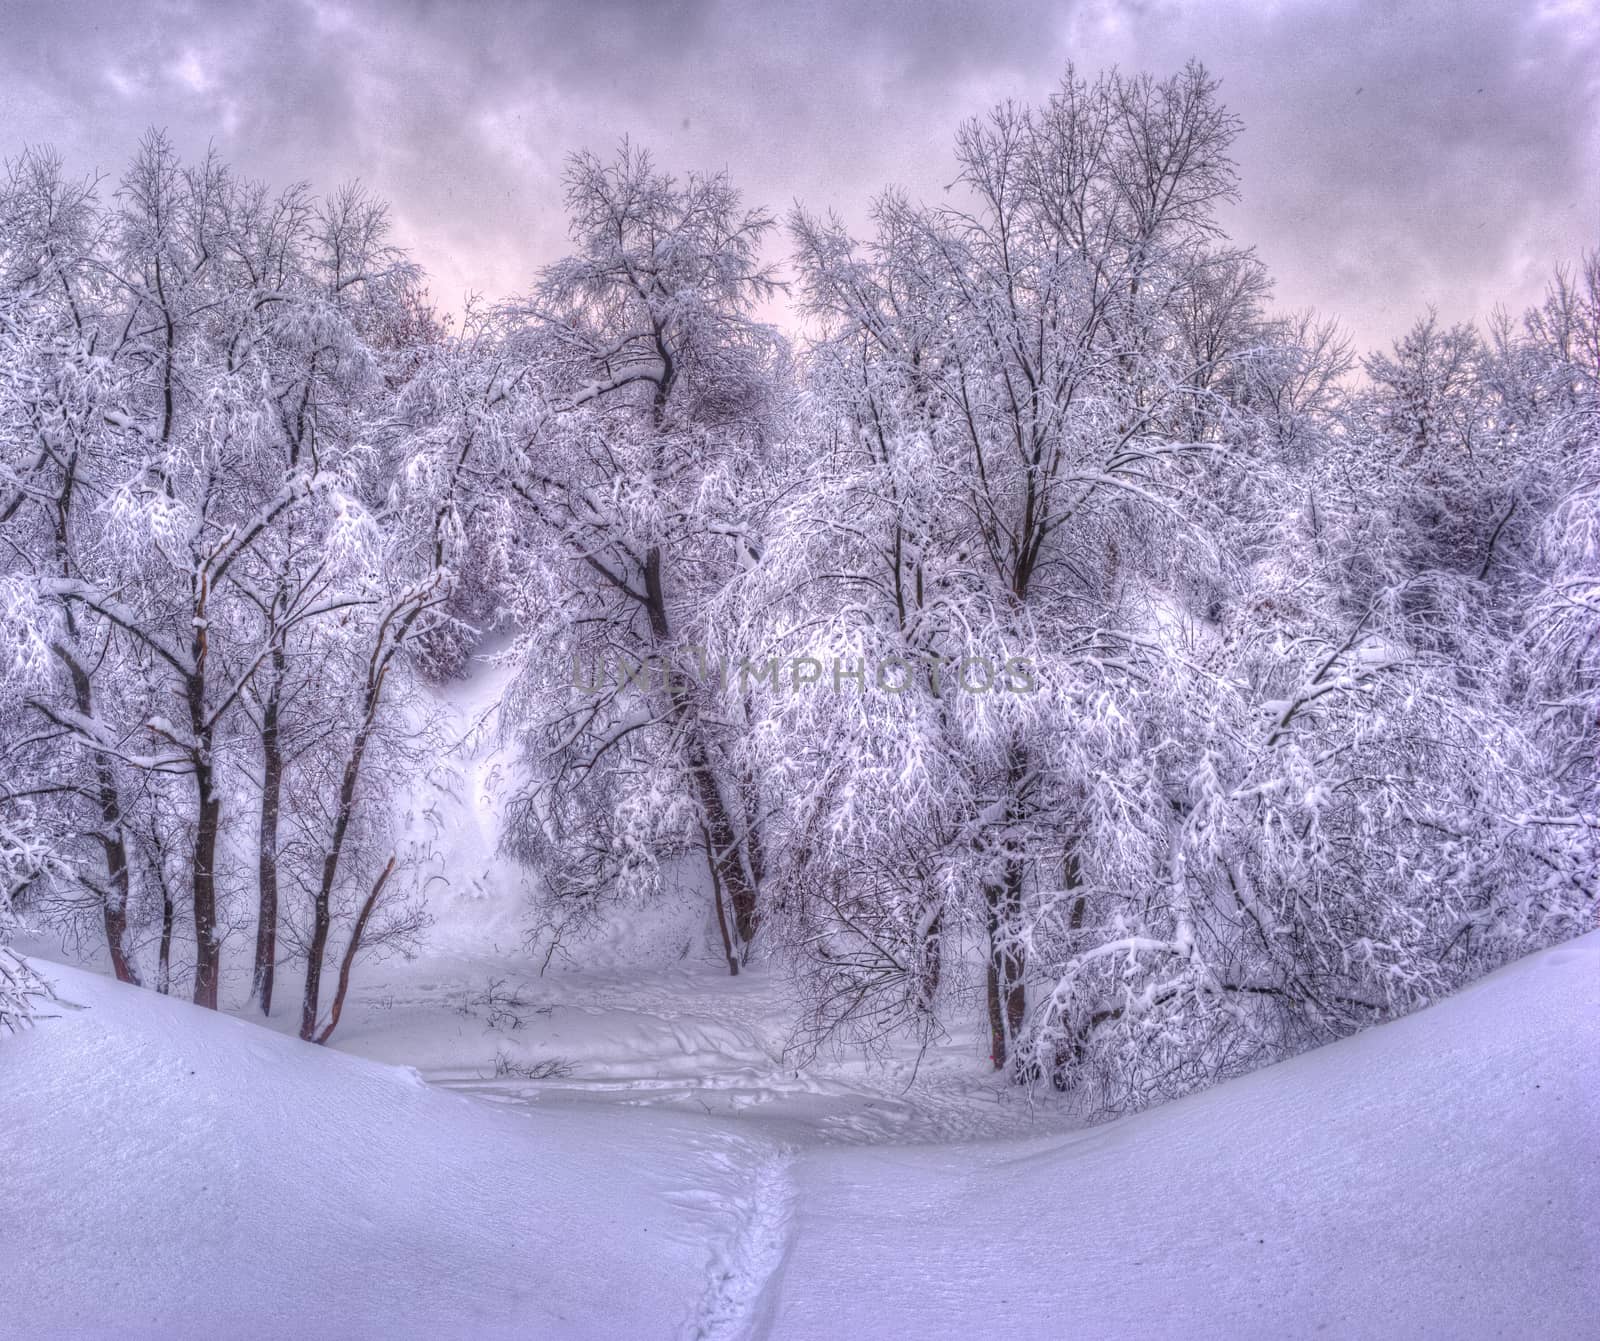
[0,0,1594,351]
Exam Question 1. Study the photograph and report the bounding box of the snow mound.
[5,936,1595,1338]
[764,933,1600,1338]
[0,960,777,1339]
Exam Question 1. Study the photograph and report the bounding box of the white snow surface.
[6,933,1596,1339]
[765,934,1600,1339]
[5,959,732,1339]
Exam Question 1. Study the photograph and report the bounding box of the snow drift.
[764,933,1600,1338]
[1,961,762,1339]
[5,934,1596,1338]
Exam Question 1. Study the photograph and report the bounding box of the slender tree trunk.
[187,580,222,1009]
[916,907,944,1013]
[99,846,138,986]
[89,759,140,986]
[314,855,395,1045]
[299,583,434,1041]
[984,746,1030,1071]
[49,470,140,983]
[190,763,222,1010]
[301,720,376,1041]
[643,547,761,966]
[301,885,330,1042]
[91,788,138,986]
[984,864,1027,1070]
[56,647,140,985]
[687,735,760,957]
[252,652,285,1015]
[700,820,739,975]
[157,879,175,995]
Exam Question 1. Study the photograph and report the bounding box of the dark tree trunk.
[301,886,330,1042]
[297,572,439,1041]
[687,736,760,958]
[301,720,376,1041]
[314,855,395,1045]
[984,865,1027,1070]
[56,645,141,985]
[300,849,337,1042]
[93,797,138,987]
[701,820,739,976]
[82,730,137,985]
[643,545,761,969]
[100,859,138,986]
[187,657,222,1010]
[917,907,944,1012]
[186,583,222,1010]
[252,653,285,1015]
[157,878,175,995]
[190,766,222,1010]
[983,746,1031,1071]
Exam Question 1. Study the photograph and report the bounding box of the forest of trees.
[1,64,1594,1105]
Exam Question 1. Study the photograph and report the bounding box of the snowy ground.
[8,934,1597,1339]
[761,933,1600,1338]
[7,648,1597,1337]
[184,638,1071,1149]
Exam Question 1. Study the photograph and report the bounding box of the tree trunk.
[157,879,175,996]
[916,906,944,1014]
[642,546,761,967]
[301,887,330,1042]
[190,767,222,1009]
[301,720,377,1041]
[314,856,395,1045]
[99,858,138,987]
[297,583,429,1040]
[687,734,760,960]
[984,865,1027,1070]
[188,591,222,1009]
[700,820,739,976]
[983,746,1031,1071]
[252,656,285,1016]
[57,646,140,985]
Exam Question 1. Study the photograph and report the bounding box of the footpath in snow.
[5,934,1596,1339]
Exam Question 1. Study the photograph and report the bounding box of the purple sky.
[1,0,1594,351]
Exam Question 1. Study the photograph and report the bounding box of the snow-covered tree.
[764,63,1257,1068]
[0,91,1591,1111]
[0,138,442,1026]
[493,145,787,973]
[0,572,61,1030]
[750,65,1596,1102]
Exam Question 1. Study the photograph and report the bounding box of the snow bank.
[1,960,767,1339]
[7,936,1595,1338]
[764,933,1600,1338]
